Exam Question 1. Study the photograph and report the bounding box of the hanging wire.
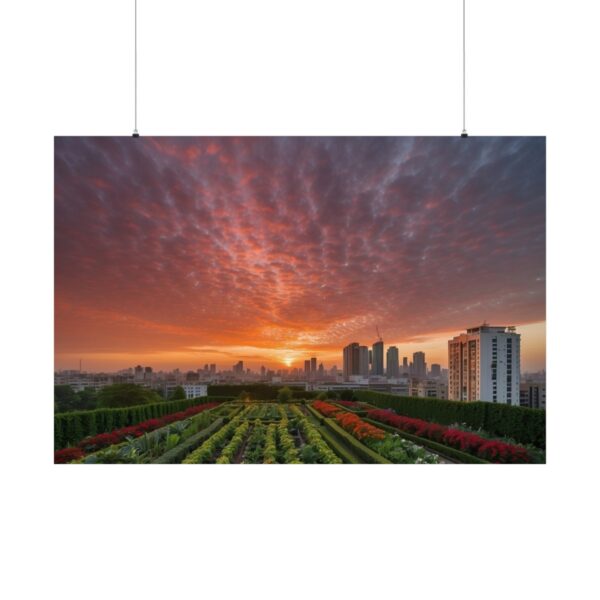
[461,0,468,137]
[133,0,139,137]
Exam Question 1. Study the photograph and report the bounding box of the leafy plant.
[182,416,243,464]
[165,433,181,451]
[263,424,278,464]
[277,420,301,464]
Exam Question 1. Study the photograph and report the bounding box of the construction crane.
[375,325,382,342]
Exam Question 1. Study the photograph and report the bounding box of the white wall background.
[1,1,599,599]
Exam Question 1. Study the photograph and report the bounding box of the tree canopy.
[97,383,161,408]
[277,386,293,403]
[54,385,98,413]
[171,385,186,400]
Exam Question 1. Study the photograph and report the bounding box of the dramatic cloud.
[54,136,545,370]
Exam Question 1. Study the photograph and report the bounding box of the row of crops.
[55,398,542,464]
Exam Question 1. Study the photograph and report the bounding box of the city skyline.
[54,321,545,373]
[55,137,546,372]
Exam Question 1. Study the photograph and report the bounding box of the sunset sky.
[54,136,545,373]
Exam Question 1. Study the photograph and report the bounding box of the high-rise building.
[430,363,441,378]
[318,363,324,378]
[134,365,144,382]
[520,382,546,409]
[304,360,311,377]
[233,360,244,374]
[209,364,216,374]
[310,357,317,373]
[358,345,370,378]
[343,342,360,380]
[186,370,199,381]
[260,365,266,378]
[412,352,427,379]
[402,357,409,376]
[386,346,400,378]
[372,341,384,376]
[448,324,521,404]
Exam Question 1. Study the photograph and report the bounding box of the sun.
[283,356,293,367]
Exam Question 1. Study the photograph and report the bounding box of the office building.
[401,357,409,376]
[358,345,370,378]
[386,346,400,378]
[343,342,361,380]
[372,340,384,376]
[134,364,144,382]
[164,383,207,400]
[412,351,427,379]
[233,360,244,374]
[520,382,546,409]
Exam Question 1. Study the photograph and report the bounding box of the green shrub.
[97,383,162,408]
[353,390,545,449]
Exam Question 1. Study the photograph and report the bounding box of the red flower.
[334,411,385,441]
[313,400,342,417]
[54,447,85,464]
[366,409,531,464]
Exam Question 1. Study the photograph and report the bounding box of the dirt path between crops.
[233,425,254,464]
[293,427,305,449]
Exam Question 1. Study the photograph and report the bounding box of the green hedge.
[353,390,546,449]
[54,396,233,449]
[316,427,361,464]
[292,389,318,400]
[207,384,306,400]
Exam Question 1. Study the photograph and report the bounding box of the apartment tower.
[448,324,520,404]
